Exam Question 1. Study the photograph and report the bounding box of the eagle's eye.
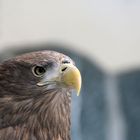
[32,66,46,77]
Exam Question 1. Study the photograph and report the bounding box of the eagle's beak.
[61,64,82,96]
[37,63,82,96]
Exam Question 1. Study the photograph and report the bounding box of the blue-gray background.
[0,44,139,140]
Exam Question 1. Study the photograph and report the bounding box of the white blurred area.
[0,0,140,73]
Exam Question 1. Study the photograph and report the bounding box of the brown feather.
[0,51,73,140]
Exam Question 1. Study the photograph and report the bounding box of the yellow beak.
[61,64,82,96]
[37,63,82,96]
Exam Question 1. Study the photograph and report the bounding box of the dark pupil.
[35,66,45,75]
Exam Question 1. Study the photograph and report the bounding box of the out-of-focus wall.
[0,0,140,73]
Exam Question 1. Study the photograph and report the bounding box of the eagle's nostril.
[61,67,67,72]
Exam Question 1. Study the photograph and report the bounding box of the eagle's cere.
[0,50,82,140]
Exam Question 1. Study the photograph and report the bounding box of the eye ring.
[32,66,46,77]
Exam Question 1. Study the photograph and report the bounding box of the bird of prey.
[0,50,81,140]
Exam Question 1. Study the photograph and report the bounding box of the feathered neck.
[0,89,72,140]
[32,90,72,140]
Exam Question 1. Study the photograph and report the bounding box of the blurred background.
[0,0,140,140]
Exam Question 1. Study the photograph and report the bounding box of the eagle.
[0,50,82,140]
